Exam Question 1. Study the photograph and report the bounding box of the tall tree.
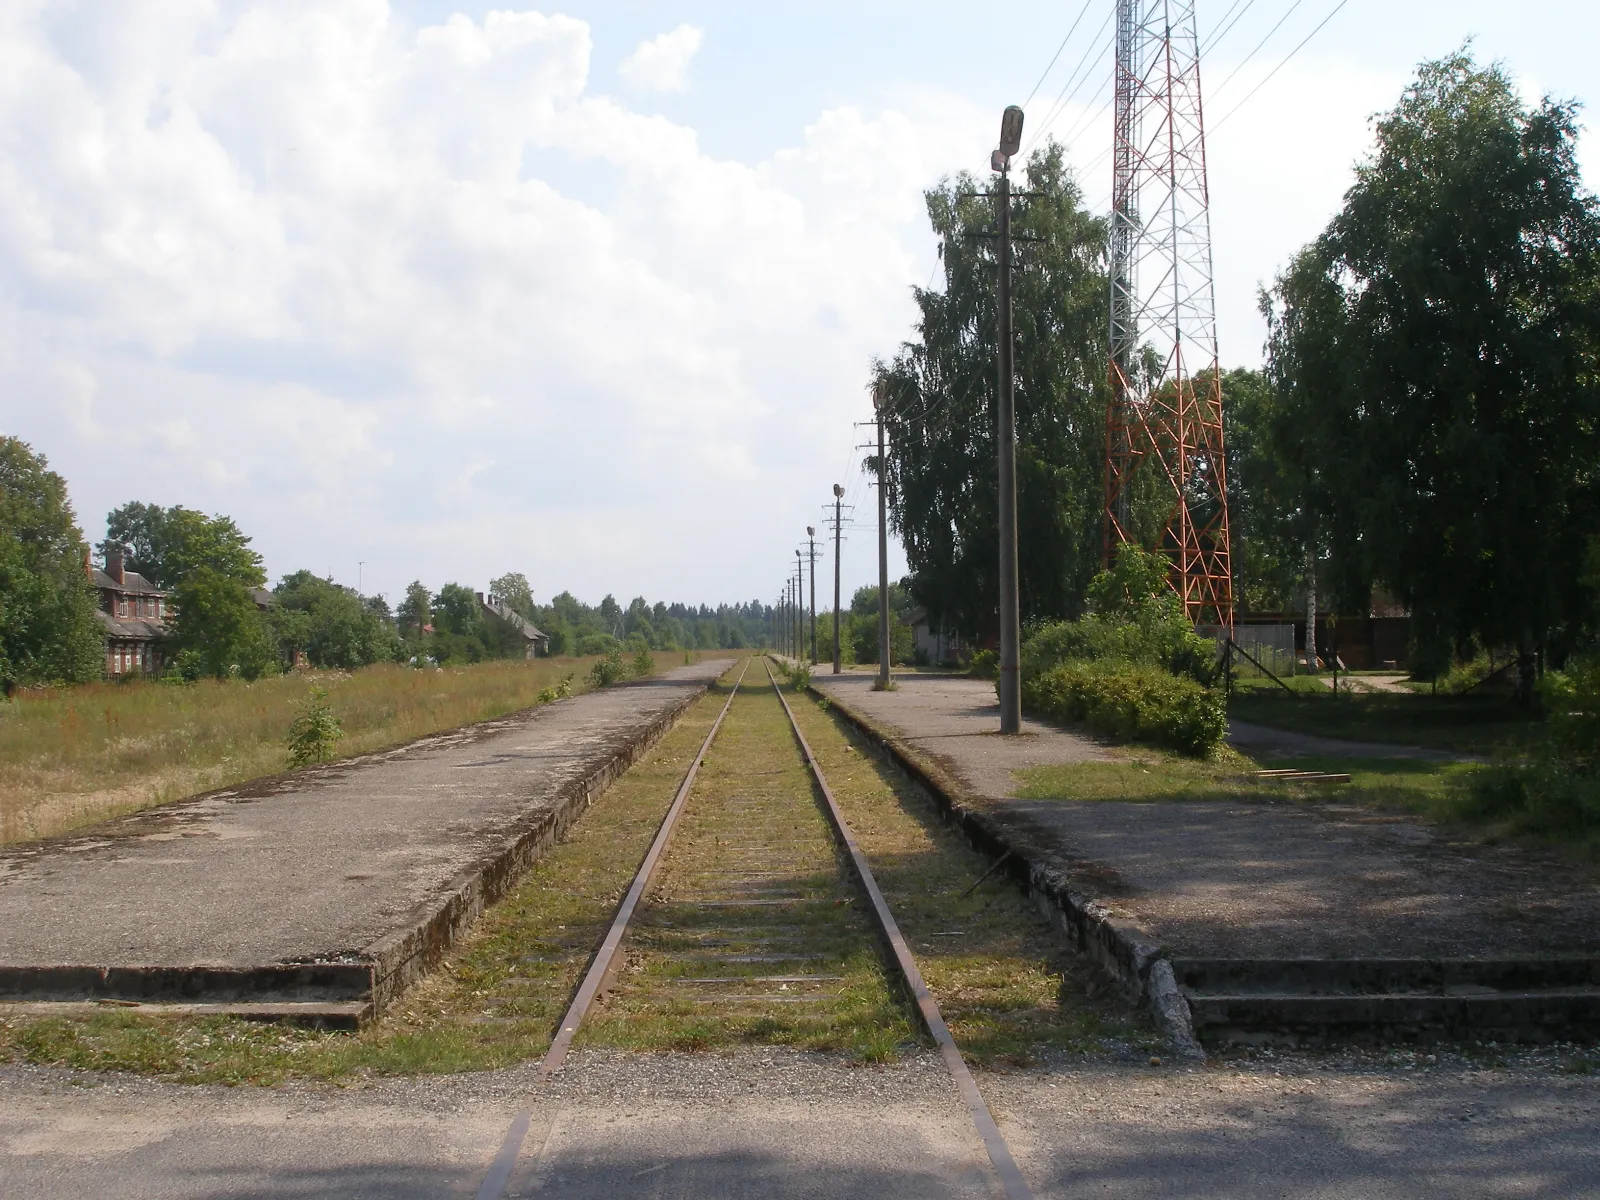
[874,143,1110,640]
[102,503,264,588]
[1264,52,1600,695]
[168,568,275,680]
[488,572,535,621]
[0,438,103,686]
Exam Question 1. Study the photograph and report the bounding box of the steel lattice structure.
[1104,0,1234,628]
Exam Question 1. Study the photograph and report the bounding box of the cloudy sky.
[2,1,1595,611]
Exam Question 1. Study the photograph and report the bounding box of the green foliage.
[488,572,535,622]
[777,658,812,691]
[575,631,620,657]
[168,568,276,680]
[396,581,431,639]
[875,143,1111,639]
[1022,662,1225,757]
[102,503,265,588]
[631,642,655,678]
[968,649,998,680]
[285,686,343,767]
[1451,657,1600,843]
[535,674,575,704]
[845,583,914,665]
[1264,50,1600,680]
[0,439,103,686]
[588,646,627,688]
[1221,367,1313,612]
[269,571,400,670]
[1023,548,1220,687]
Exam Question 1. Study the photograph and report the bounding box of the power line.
[1201,0,1259,55]
[1021,0,1096,111]
[1208,0,1308,101]
[1211,0,1352,131]
[1023,9,1116,155]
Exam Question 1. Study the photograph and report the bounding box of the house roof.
[91,567,166,596]
[95,611,167,641]
[481,597,548,641]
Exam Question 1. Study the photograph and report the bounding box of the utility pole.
[796,553,806,668]
[831,485,844,674]
[873,383,891,689]
[807,527,818,665]
[994,106,1024,734]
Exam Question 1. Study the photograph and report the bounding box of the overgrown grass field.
[0,650,721,844]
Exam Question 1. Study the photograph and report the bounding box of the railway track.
[474,657,1032,1200]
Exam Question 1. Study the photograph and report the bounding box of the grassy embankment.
[0,661,1146,1084]
[1015,679,1586,848]
[0,650,724,845]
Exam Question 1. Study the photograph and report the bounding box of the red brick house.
[90,550,170,677]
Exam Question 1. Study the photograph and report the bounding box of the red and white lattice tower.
[1104,0,1233,628]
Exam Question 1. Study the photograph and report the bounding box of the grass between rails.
[785,685,1152,1067]
[0,660,748,1085]
[0,650,721,845]
[580,677,912,1061]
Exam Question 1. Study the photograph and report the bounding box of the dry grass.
[580,677,911,1061]
[787,688,1150,1066]
[0,650,721,845]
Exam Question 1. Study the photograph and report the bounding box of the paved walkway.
[0,661,731,997]
[813,673,1600,960]
[4,1050,1596,1199]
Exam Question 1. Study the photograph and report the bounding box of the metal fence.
[1227,623,1297,678]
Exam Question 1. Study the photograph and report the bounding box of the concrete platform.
[0,660,733,1016]
[812,672,1600,1045]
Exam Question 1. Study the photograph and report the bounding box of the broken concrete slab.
[0,660,734,1017]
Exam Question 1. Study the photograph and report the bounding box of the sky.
[2,0,1596,613]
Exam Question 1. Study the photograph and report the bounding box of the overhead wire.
[1022,8,1116,155]
[1211,0,1352,131]
[1020,0,1097,112]
[1200,0,1259,55]
[1206,0,1307,100]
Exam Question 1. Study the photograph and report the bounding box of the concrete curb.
[360,674,720,1017]
[810,679,1205,1060]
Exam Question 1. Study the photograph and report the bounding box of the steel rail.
[763,660,1035,1200]
[473,658,751,1200]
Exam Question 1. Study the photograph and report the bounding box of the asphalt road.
[4,1048,1596,1198]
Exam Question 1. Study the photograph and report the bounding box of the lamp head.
[833,484,844,498]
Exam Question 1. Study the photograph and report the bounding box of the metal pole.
[996,161,1021,734]
[832,485,844,674]
[875,394,891,688]
[808,527,818,665]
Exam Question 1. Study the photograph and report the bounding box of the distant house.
[905,607,967,666]
[479,592,550,658]
[90,550,170,677]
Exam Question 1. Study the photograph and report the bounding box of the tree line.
[873,51,1600,696]
[0,440,772,688]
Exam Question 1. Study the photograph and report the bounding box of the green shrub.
[1020,608,1218,686]
[968,649,998,680]
[632,643,655,679]
[778,658,812,691]
[575,632,620,657]
[1451,757,1600,838]
[535,675,574,704]
[1449,656,1600,842]
[588,648,626,688]
[285,685,343,766]
[1021,662,1226,757]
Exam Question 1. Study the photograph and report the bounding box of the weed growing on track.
[0,662,747,1085]
[0,650,708,844]
[785,691,1151,1067]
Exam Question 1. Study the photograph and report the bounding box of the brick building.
[91,550,170,677]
